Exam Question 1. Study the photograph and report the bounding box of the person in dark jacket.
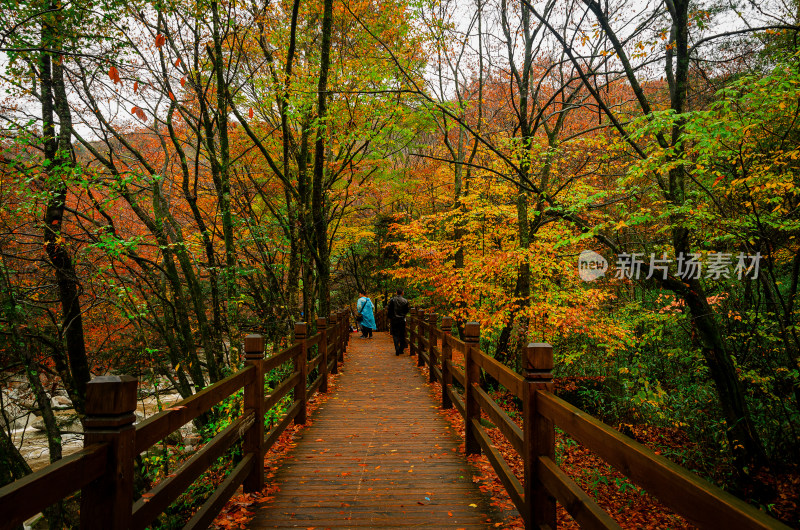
[387,289,410,355]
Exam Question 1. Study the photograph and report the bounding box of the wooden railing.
[0,309,351,529]
[374,307,387,332]
[407,308,789,530]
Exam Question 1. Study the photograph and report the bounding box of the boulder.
[0,390,26,431]
[32,411,81,433]
[50,395,72,408]
[164,429,183,445]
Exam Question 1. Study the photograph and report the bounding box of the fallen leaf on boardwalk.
[448,511,454,517]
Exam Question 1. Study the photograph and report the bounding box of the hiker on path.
[387,289,410,355]
[356,291,375,338]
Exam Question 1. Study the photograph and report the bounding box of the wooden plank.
[248,333,503,529]
[450,387,466,418]
[0,444,108,529]
[264,400,302,452]
[305,332,322,348]
[264,371,301,412]
[447,359,465,386]
[538,456,621,530]
[538,392,790,529]
[308,372,324,398]
[473,385,523,455]
[131,411,254,529]
[308,353,322,372]
[471,417,525,512]
[184,454,255,530]
[445,333,465,354]
[263,343,301,373]
[135,367,255,453]
[432,364,443,385]
[472,351,523,398]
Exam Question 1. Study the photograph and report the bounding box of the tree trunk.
[40,14,91,414]
[312,0,334,317]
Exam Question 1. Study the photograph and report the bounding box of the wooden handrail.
[407,310,789,530]
[135,366,255,453]
[0,309,351,529]
[131,412,256,529]
[0,444,109,529]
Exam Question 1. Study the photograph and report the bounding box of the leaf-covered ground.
[211,364,345,529]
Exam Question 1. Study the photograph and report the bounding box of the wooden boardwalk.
[248,331,500,528]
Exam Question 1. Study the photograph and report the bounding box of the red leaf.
[169,91,175,101]
[155,34,166,48]
[108,66,120,84]
[248,107,254,119]
[133,81,139,93]
[180,77,186,87]
[175,58,181,67]
[713,175,724,187]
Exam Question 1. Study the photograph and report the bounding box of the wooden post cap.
[329,311,336,321]
[316,317,327,328]
[295,321,308,337]
[441,317,453,332]
[464,322,480,342]
[428,313,438,323]
[409,307,416,315]
[524,343,554,371]
[244,334,265,358]
[85,375,138,416]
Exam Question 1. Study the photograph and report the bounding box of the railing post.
[428,313,438,383]
[243,334,266,492]
[464,322,481,456]
[317,317,329,393]
[338,310,346,362]
[294,322,308,425]
[328,311,338,374]
[80,375,137,530]
[440,317,453,410]
[523,343,556,529]
[408,308,416,357]
[417,309,426,366]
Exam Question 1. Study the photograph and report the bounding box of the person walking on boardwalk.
[356,291,375,338]
[387,289,410,355]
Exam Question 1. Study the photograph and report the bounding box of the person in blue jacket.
[356,291,375,338]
